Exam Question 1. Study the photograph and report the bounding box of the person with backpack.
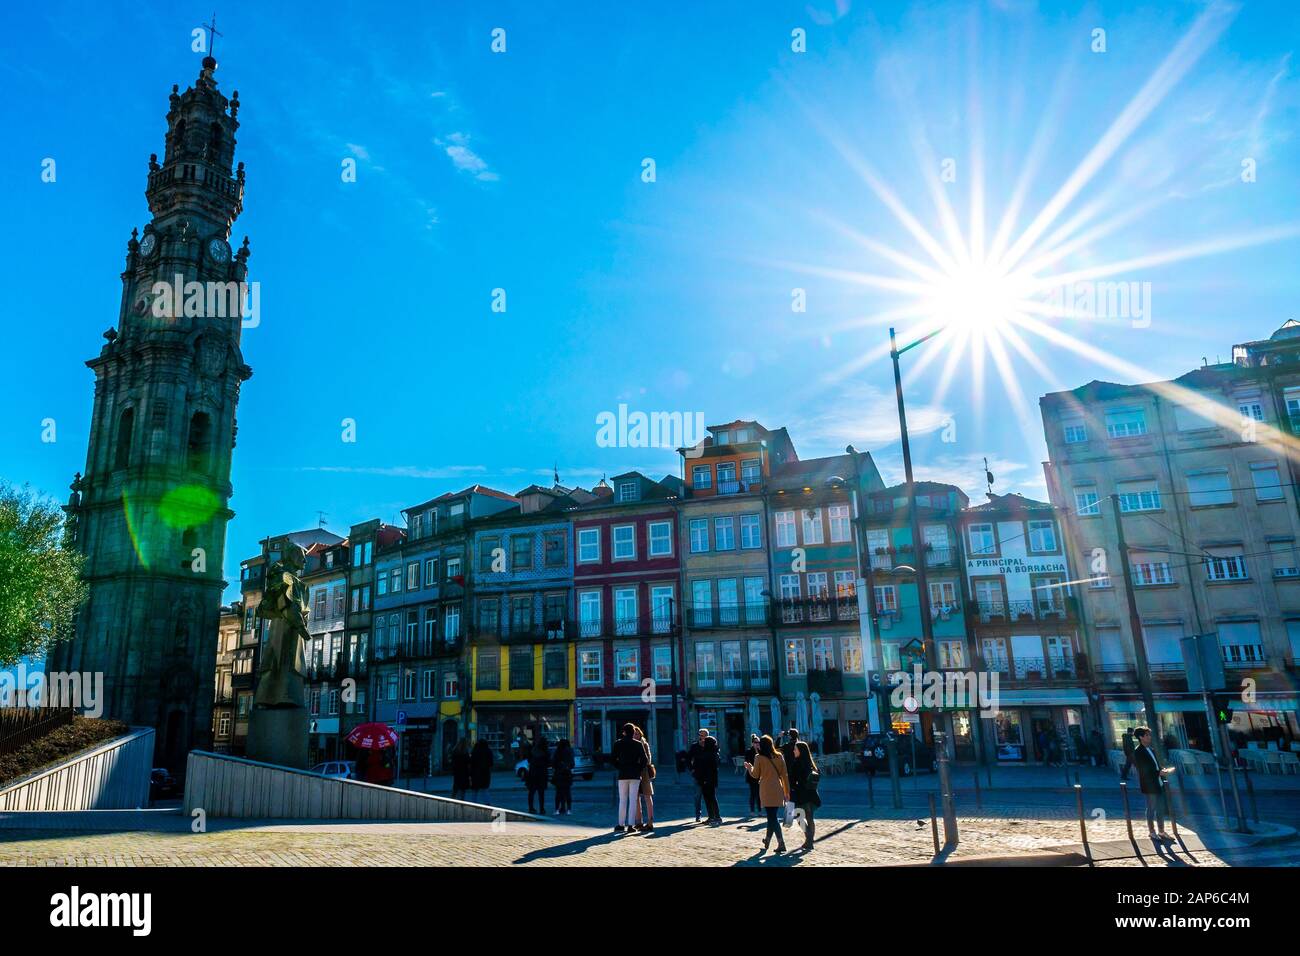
[612,723,647,833]
[782,728,821,852]
[526,735,551,814]
[552,738,575,815]
[745,734,790,854]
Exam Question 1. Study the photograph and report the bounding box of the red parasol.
[346,722,398,750]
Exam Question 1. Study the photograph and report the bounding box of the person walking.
[450,737,472,801]
[526,735,551,815]
[745,734,790,854]
[631,725,656,831]
[782,728,820,852]
[686,728,709,822]
[552,739,575,815]
[1132,727,1175,843]
[612,723,647,833]
[1120,725,1137,780]
[743,734,761,817]
[470,738,493,801]
[696,735,722,825]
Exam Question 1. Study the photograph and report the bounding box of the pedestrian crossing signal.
[1212,693,1235,725]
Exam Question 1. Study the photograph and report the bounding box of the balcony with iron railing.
[687,603,769,629]
[469,620,578,643]
[868,545,957,571]
[575,615,680,639]
[714,478,761,496]
[972,598,1077,625]
[776,595,860,626]
[981,653,1089,684]
[372,636,463,662]
[689,666,775,694]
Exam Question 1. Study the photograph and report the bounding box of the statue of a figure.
[253,543,308,708]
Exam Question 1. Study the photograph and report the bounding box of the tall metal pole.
[1109,494,1162,760]
[890,328,941,756]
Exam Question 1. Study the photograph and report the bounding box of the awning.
[993,689,1090,707]
[1105,696,1298,714]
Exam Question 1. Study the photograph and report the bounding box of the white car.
[309,760,356,780]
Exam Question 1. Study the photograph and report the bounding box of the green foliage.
[0,483,87,667]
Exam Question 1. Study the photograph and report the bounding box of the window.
[579,648,602,685]
[405,610,419,654]
[543,648,567,689]
[715,430,731,445]
[648,521,672,556]
[579,591,602,637]
[612,525,635,560]
[114,407,135,468]
[801,508,824,545]
[390,568,402,593]
[443,671,459,698]
[929,580,957,610]
[717,462,737,487]
[422,669,437,699]
[1117,481,1161,512]
[740,514,762,549]
[779,574,800,601]
[873,585,897,612]
[1239,401,1264,423]
[407,562,420,590]
[811,636,834,671]
[617,481,639,502]
[690,518,709,552]
[714,516,735,551]
[775,511,797,547]
[692,580,712,624]
[741,459,761,484]
[695,643,717,688]
[1271,540,1299,578]
[968,523,996,555]
[743,577,765,623]
[544,532,566,567]
[445,555,462,580]
[479,536,499,572]
[828,504,852,543]
[748,642,771,685]
[577,527,600,563]
[784,638,807,676]
[717,579,739,623]
[403,670,417,702]
[615,647,639,684]
[376,574,388,598]
[543,592,567,631]
[614,588,637,635]
[424,558,438,587]
[653,645,672,683]
[806,572,829,599]
[363,542,372,565]
[476,652,500,690]
[1132,557,1174,586]
[1074,488,1100,516]
[1105,406,1147,438]
[1063,418,1087,443]
[1205,548,1247,581]
[510,647,534,690]
[834,570,856,598]
[477,600,500,637]
[444,605,461,641]
[1187,471,1232,507]
[841,636,864,673]
[721,641,744,688]
[1251,463,1284,501]
[651,585,674,634]
[511,534,533,570]
[1028,520,1057,552]
[692,465,712,490]
[1174,399,1219,432]
[510,596,533,634]
[422,609,437,654]
[1218,621,1266,666]
[310,690,321,715]
[938,640,966,669]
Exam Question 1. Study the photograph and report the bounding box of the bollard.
[1243,763,1259,825]
[1074,783,1092,865]
[973,770,982,811]
[934,730,958,847]
[1119,781,1144,864]
[1064,763,1071,789]
[928,792,940,856]
[867,769,875,809]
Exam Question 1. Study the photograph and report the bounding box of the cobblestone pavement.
[0,812,1251,866]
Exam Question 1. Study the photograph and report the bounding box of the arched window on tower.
[187,412,211,472]
[173,119,187,158]
[114,408,135,469]
[208,122,223,162]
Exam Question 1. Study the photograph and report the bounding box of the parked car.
[860,733,934,776]
[515,746,596,782]
[309,760,356,780]
[149,768,178,800]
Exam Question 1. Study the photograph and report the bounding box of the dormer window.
[715,430,731,446]
[735,428,751,442]
[618,481,639,502]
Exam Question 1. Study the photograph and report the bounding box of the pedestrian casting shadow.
[511,830,629,863]
[1148,839,1193,867]
[733,847,804,867]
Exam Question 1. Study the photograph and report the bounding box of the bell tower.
[54,53,253,769]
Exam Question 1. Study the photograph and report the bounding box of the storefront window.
[993,710,1025,761]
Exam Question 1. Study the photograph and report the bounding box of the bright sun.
[923,261,1035,337]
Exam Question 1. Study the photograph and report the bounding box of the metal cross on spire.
[202,13,223,59]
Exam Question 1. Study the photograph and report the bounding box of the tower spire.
[202,13,223,61]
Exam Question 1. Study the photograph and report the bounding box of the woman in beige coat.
[632,725,655,831]
[745,734,790,853]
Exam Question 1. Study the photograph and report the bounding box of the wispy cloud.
[435,132,499,182]
[296,465,488,479]
[785,382,952,454]
[873,451,1046,503]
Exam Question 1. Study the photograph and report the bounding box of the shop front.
[308,716,340,766]
[1229,696,1299,753]
[576,697,674,763]
[472,703,573,766]
[982,689,1092,763]
[1101,696,1216,755]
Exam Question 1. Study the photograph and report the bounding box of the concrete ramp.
[0,727,153,811]
[184,750,545,823]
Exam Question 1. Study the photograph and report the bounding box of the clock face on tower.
[207,238,230,264]
[138,233,157,258]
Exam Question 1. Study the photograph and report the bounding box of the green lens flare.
[159,484,220,528]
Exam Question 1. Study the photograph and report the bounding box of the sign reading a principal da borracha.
[965,555,1068,574]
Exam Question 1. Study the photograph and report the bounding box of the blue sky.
[3,0,1298,602]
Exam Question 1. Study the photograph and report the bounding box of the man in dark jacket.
[782,728,820,851]
[686,728,709,822]
[612,723,647,833]
[1132,727,1173,843]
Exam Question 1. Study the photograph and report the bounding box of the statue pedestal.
[246,707,310,769]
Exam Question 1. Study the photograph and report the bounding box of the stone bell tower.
[53,53,253,769]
